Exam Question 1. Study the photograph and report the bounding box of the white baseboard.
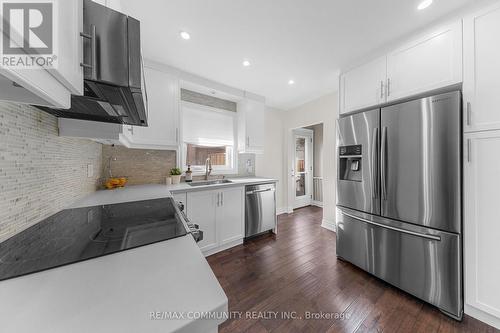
[276,207,287,215]
[203,239,243,257]
[321,218,336,232]
[287,206,294,214]
[465,304,500,330]
[311,200,323,207]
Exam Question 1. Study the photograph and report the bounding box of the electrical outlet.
[87,164,94,178]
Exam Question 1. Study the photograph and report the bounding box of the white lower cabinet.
[464,130,500,328]
[217,187,245,246]
[185,186,245,256]
[186,190,218,253]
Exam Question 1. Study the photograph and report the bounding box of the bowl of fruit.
[104,177,128,189]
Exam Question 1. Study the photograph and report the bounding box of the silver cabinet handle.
[246,136,250,148]
[467,139,471,163]
[380,80,384,99]
[387,78,391,97]
[80,25,97,81]
[466,102,472,126]
[342,212,441,241]
[176,128,179,143]
[220,192,224,206]
[381,127,388,200]
[127,126,134,135]
[217,192,220,207]
[371,128,379,199]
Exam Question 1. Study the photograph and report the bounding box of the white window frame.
[180,101,238,175]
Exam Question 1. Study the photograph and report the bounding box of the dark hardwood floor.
[207,206,498,333]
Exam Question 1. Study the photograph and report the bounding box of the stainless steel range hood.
[39,0,148,126]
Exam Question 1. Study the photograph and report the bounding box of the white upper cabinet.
[464,130,500,322]
[48,0,84,95]
[463,3,500,133]
[339,20,463,114]
[386,21,462,102]
[121,65,180,149]
[59,65,180,148]
[238,98,265,154]
[0,68,71,108]
[0,0,84,108]
[340,56,386,114]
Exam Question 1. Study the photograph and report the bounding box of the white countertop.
[0,235,227,333]
[167,177,278,193]
[0,176,276,333]
[71,177,278,208]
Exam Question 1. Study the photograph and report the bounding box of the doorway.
[292,128,313,209]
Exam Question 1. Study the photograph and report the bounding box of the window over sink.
[181,102,237,174]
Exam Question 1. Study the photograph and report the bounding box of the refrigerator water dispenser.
[339,145,362,182]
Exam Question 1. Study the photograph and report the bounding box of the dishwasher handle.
[246,188,275,195]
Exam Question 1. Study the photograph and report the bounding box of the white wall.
[306,123,324,177]
[284,93,338,226]
[255,107,287,214]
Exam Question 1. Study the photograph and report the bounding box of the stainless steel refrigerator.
[336,90,462,319]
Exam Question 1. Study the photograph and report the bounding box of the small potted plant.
[170,167,182,184]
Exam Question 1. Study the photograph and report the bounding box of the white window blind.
[182,103,235,147]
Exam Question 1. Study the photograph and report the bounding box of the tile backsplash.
[102,145,176,185]
[0,103,102,243]
[238,153,256,176]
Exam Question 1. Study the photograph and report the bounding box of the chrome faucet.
[205,157,212,180]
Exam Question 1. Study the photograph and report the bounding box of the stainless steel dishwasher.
[245,183,277,237]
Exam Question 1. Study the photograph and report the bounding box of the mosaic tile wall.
[0,103,102,243]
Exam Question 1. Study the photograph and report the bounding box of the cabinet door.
[122,66,179,149]
[464,130,500,319]
[386,21,462,102]
[186,190,218,253]
[47,0,83,95]
[246,100,265,153]
[217,187,245,246]
[340,56,387,114]
[464,4,500,133]
[238,99,264,154]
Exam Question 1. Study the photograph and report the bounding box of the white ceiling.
[122,0,487,110]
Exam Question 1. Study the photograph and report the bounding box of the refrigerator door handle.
[381,126,388,200]
[371,128,379,199]
[341,212,442,241]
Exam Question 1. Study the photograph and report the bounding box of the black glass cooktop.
[0,198,187,281]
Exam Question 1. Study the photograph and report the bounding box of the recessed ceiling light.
[288,79,295,85]
[417,0,433,10]
[179,31,191,40]
[242,60,251,67]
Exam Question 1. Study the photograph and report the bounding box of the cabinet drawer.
[337,212,462,318]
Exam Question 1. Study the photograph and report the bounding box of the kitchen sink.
[187,179,233,187]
